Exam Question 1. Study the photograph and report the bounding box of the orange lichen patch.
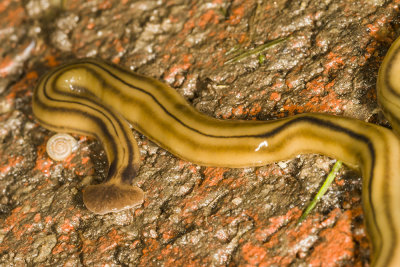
[351,206,370,256]
[202,167,228,188]
[241,242,268,265]
[366,14,393,42]
[111,56,120,64]
[237,206,361,266]
[188,165,198,174]
[217,109,232,119]
[26,70,38,80]
[282,103,305,115]
[197,9,219,28]
[52,242,76,255]
[98,229,122,253]
[269,92,281,101]
[219,101,264,119]
[366,40,377,55]
[4,91,15,108]
[214,31,248,44]
[0,242,9,254]
[335,177,346,186]
[249,103,262,116]
[308,210,354,266]
[240,209,301,266]
[255,164,285,178]
[0,155,24,175]
[35,178,55,191]
[2,207,44,242]
[44,216,53,225]
[112,38,125,53]
[168,14,179,24]
[6,70,38,95]
[62,153,78,168]
[59,234,69,242]
[72,154,95,176]
[182,19,196,34]
[180,194,209,217]
[316,35,327,48]
[141,238,160,260]
[252,208,302,242]
[201,50,226,69]
[34,142,54,177]
[81,156,90,165]
[0,0,11,12]
[216,30,229,41]
[34,133,95,179]
[303,76,325,96]
[283,77,345,115]
[0,55,13,77]
[59,218,75,233]
[161,229,176,243]
[53,213,81,254]
[13,223,35,240]
[45,55,61,67]
[0,234,34,256]
[34,157,53,177]
[366,23,379,37]
[304,92,343,113]
[87,22,95,29]
[129,239,141,249]
[323,52,345,75]
[177,167,244,218]
[98,0,112,10]
[160,245,192,266]
[237,32,248,44]
[177,159,186,169]
[1,206,27,233]
[33,213,41,223]
[232,105,245,116]
[1,4,25,27]
[80,228,123,262]
[80,236,96,255]
[228,4,245,25]
[163,54,193,83]
[227,171,248,189]
[178,4,198,34]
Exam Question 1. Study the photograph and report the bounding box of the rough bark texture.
[0,0,399,265]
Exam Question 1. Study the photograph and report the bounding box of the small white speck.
[255,140,268,152]
[232,197,243,206]
[149,229,158,238]
[278,161,287,169]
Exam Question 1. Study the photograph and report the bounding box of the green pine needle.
[224,37,288,65]
[297,160,343,225]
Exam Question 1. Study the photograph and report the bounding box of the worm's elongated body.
[33,37,400,266]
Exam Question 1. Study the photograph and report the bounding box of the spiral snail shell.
[46,133,78,161]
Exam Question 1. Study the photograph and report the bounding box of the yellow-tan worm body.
[33,37,400,266]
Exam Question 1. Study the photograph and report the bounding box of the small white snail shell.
[46,133,78,161]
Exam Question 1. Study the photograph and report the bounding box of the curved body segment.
[33,36,400,265]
